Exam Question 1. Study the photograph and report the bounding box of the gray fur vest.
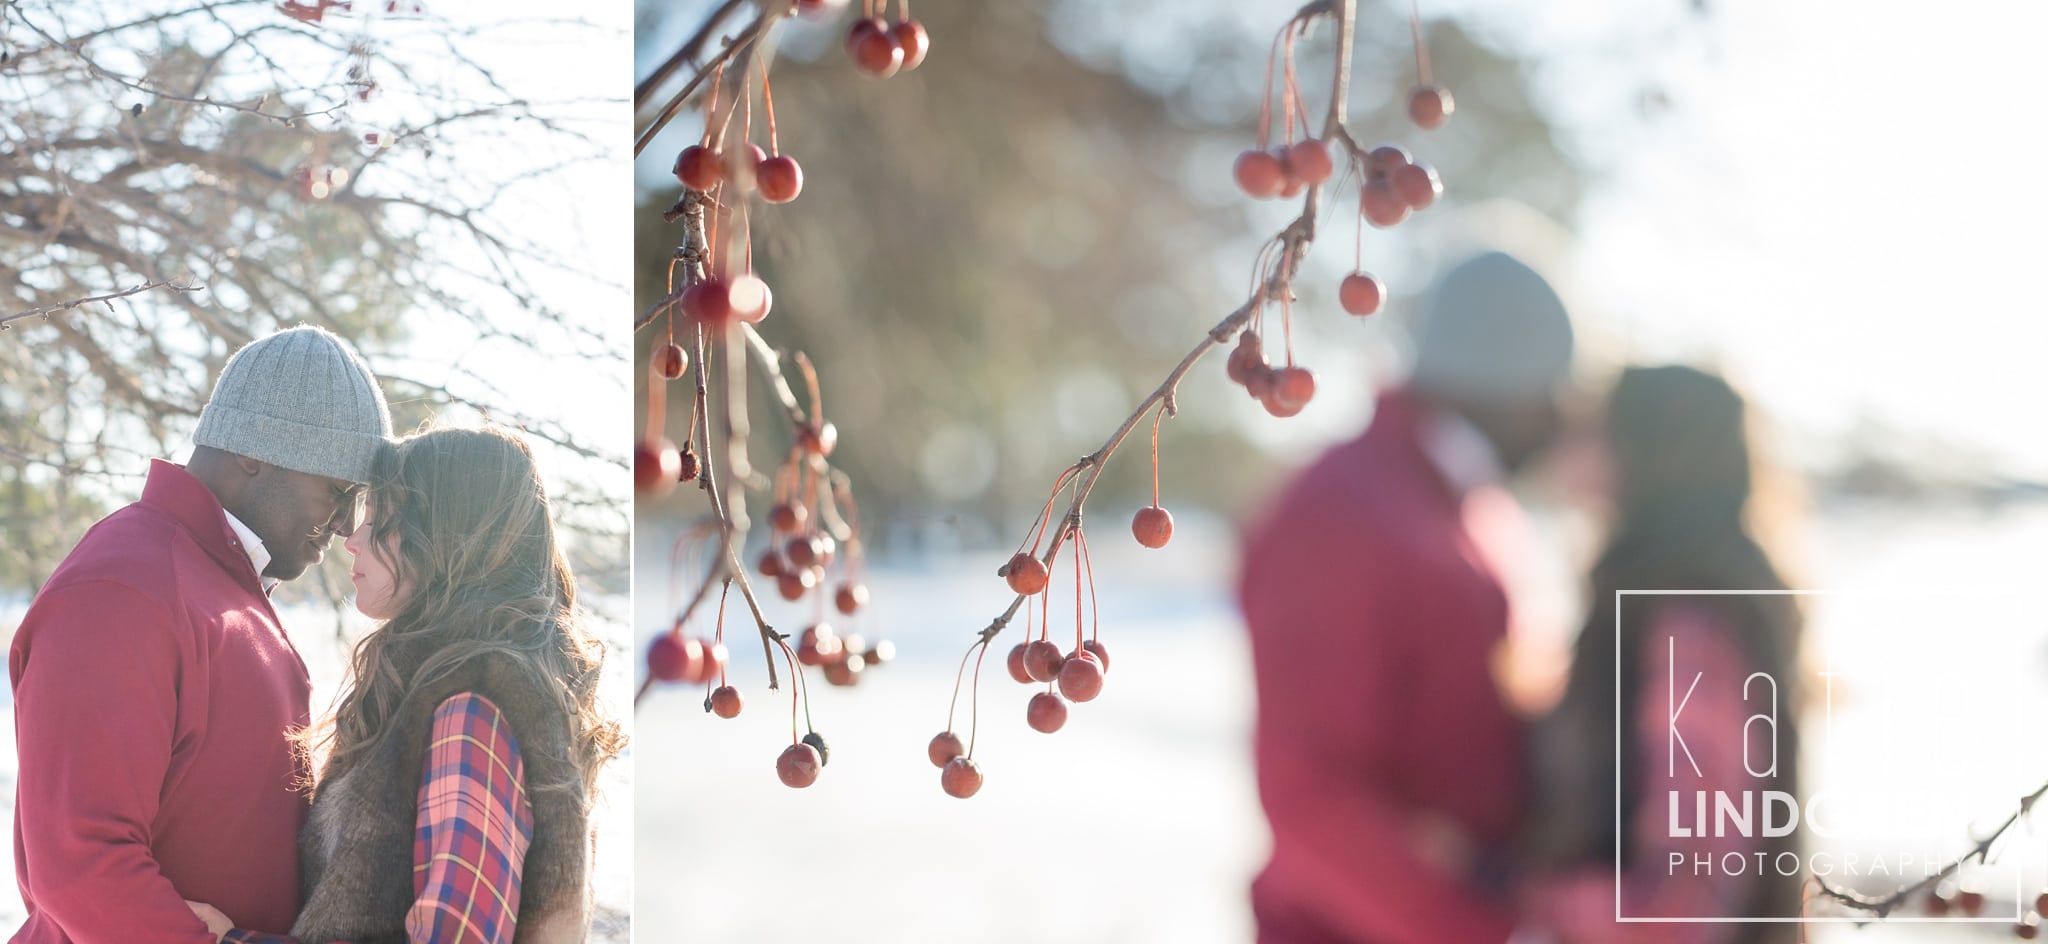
[292,655,593,944]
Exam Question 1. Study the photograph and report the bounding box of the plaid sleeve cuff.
[405,692,535,944]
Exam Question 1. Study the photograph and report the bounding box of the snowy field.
[1,595,636,943]
[634,500,2048,943]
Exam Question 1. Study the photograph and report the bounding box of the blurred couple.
[9,327,624,943]
[1240,251,1802,943]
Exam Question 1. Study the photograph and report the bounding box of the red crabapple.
[1260,386,1304,418]
[646,633,696,682]
[1284,139,1335,185]
[928,731,965,768]
[1408,85,1454,129]
[1226,331,1265,386]
[797,421,838,457]
[710,685,743,718]
[941,756,983,798]
[797,624,842,666]
[777,568,815,601]
[834,582,868,615]
[724,143,767,193]
[777,743,822,788]
[769,501,806,533]
[1233,149,1286,199]
[1026,692,1068,733]
[1361,178,1410,228]
[1004,553,1050,595]
[1024,639,1065,683]
[757,550,785,578]
[1007,643,1035,684]
[1273,366,1316,411]
[1339,273,1385,316]
[1058,650,1104,702]
[1082,639,1110,673]
[635,438,681,496]
[865,640,895,665]
[1391,161,1441,210]
[1131,505,1173,549]
[848,18,903,78]
[1367,145,1410,176]
[894,19,930,71]
[686,640,728,686]
[673,144,722,191]
[786,534,818,568]
[681,277,734,326]
[728,273,772,323]
[824,651,865,686]
[652,342,688,379]
[757,155,803,204]
[1243,365,1277,400]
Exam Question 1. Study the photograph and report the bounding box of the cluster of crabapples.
[842,6,930,79]
[1224,78,1454,417]
[1911,885,2048,938]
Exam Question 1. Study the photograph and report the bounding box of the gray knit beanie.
[1409,251,1575,402]
[193,326,393,483]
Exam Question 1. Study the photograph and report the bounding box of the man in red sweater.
[10,326,393,943]
[1239,251,1576,943]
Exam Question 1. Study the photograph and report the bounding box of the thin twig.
[1810,780,2048,916]
[1,279,202,329]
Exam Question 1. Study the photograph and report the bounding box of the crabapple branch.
[971,196,1320,644]
[0,279,202,329]
[632,1,783,158]
[1809,780,2048,917]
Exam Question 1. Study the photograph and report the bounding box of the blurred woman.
[1522,365,1803,942]
[190,426,625,943]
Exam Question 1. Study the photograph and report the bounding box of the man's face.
[238,464,362,581]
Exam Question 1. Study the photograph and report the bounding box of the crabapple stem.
[773,634,802,744]
[796,350,825,427]
[633,5,773,158]
[1078,526,1099,642]
[1149,404,1163,505]
[1073,525,1083,653]
[945,639,982,733]
[967,636,989,756]
[1410,0,1431,87]
[759,56,780,156]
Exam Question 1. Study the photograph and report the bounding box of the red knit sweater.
[10,459,311,943]
[1238,392,1528,944]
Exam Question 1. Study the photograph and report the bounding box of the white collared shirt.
[221,509,282,594]
[1418,407,1506,498]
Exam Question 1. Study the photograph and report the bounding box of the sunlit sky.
[1504,0,2048,482]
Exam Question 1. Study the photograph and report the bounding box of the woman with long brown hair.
[189,425,625,944]
[1523,365,1804,942]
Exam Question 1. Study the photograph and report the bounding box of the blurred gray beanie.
[1409,251,1575,401]
[193,325,393,483]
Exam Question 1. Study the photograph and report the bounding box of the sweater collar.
[141,459,267,593]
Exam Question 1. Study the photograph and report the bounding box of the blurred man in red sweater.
[1239,251,1575,944]
[9,326,392,943]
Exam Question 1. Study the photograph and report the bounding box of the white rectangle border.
[1612,589,2025,924]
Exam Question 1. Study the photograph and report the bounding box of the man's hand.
[185,900,233,942]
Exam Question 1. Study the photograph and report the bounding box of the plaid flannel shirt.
[224,692,534,944]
